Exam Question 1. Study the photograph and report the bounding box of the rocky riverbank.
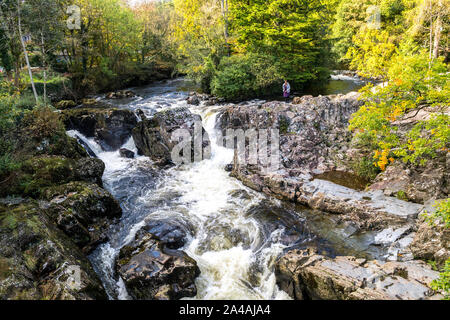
[1,84,447,300]
[0,99,207,300]
[0,125,119,299]
[215,92,449,299]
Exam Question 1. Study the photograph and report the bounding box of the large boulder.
[410,200,450,267]
[43,181,122,253]
[369,153,449,204]
[275,248,442,300]
[106,90,136,99]
[132,107,210,165]
[0,200,107,300]
[116,228,200,300]
[217,93,362,176]
[217,94,424,232]
[5,156,105,198]
[62,107,138,151]
[119,148,135,159]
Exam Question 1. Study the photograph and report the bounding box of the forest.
[0,0,449,301]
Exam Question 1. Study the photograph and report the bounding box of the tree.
[24,0,65,104]
[0,0,23,87]
[17,0,38,103]
[230,0,333,88]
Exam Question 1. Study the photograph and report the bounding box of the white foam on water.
[77,88,293,300]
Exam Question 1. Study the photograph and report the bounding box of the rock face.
[7,155,105,198]
[410,213,449,267]
[106,90,136,99]
[132,107,210,165]
[62,107,138,151]
[119,148,135,159]
[0,201,107,300]
[217,93,425,231]
[186,95,200,106]
[116,228,200,300]
[276,248,441,300]
[43,182,122,253]
[369,154,449,204]
[217,93,362,175]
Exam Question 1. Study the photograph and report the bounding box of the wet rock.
[106,90,136,99]
[119,148,135,159]
[73,157,105,186]
[62,107,138,151]
[276,248,441,300]
[43,181,122,253]
[143,218,192,249]
[224,164,233,172]
[132,107,210,165]
[136,109,147,121]
[74,135,97,158]
[217,92,362,173]
[55,100,77,110]
[186,95,200,106]
[0,201,107,300]
[7,156,105,198]
[116,229,200,300]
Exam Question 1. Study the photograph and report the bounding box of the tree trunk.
[433,1,442,59]
[40,31,47,105]
[219,0,230,55]
[17,0,38,103]
[430,0,433,60]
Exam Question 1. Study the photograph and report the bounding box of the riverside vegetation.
[0,0,448,300]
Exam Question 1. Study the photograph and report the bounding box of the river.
[67,75,376,300]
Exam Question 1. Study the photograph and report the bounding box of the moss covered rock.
[44,181,122,253]
[55,100,77,110]
[62,107,137,151]
[3,156,105,198]
[0,200,107,300]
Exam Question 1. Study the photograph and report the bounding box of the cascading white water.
[69,81,292,300]
[68,78,383,300]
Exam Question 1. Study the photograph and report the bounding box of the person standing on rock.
[283,80,291,102]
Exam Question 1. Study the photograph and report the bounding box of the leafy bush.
[211,53,282,101]
[432,258,450,299]
[351,156,381,181]
[424,199,450,228]
[349,51,449,172]
[22,106,65,141]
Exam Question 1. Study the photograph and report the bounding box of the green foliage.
[351,156,381,181]
[432,258,450,299]
[230,0,333,87]
[396,190,408,201]
[346,27,397,79]
[424,199,450,228]
[349,51,449,171]
[331,0,375,65]
[211,53,282,100]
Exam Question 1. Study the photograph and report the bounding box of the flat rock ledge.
[234,169,424,231]
[276,248,442,300]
